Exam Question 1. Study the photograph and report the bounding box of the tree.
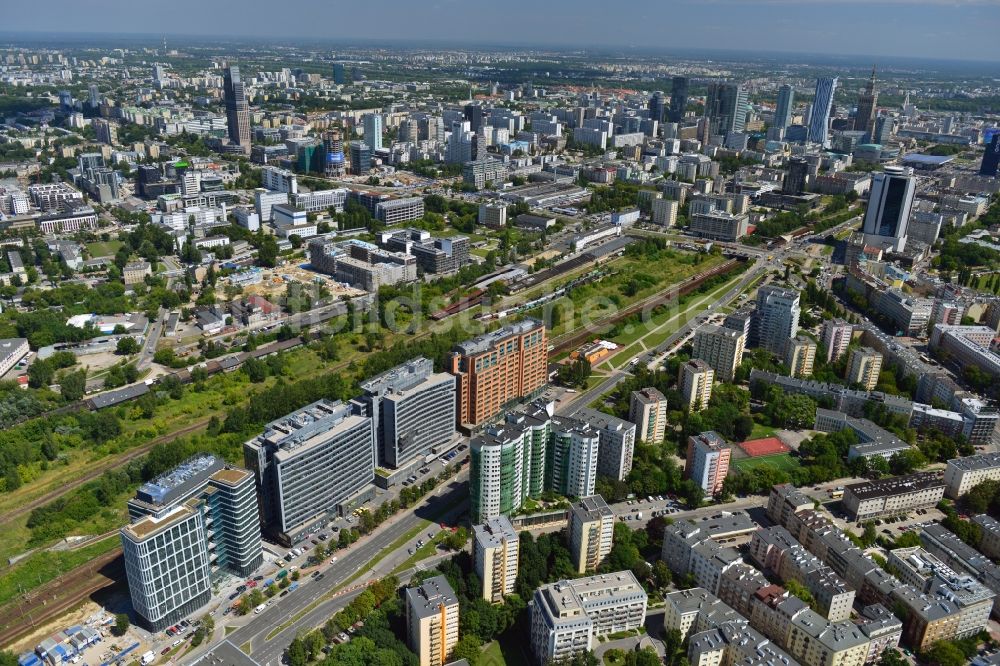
[116,336,140,355]
[60,369,87,402]
[452,635,482,666]
[922,641,967,666]
[285,636,308,666]
[114,613,130,636]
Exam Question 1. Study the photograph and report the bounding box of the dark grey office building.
[223,66,251,153]
[668,77,689,124]
[359,357,457,469]
[981,134,1000,177]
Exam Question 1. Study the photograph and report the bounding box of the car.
[408,548,414,555]
[161,648,172,656]
[180,620,191,628]
[172,640,182,648]
[280,590,289,597]
[254,575,264,581]
[316,574,325,580]
[311,571,320,578]
[318,534,327,541]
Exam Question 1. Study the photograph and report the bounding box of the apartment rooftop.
[474,515,518,550]
[571,495,614,522]
[844,471,944,501]
[452,318,543,356]
[405,575,458,620]
[573,407,635,436]
[947,452,1000,472]
[692,511,756,539]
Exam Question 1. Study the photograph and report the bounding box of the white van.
[254,603,267,614]
[140,651,156,665]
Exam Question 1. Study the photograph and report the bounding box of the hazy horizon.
[2,0,997,63]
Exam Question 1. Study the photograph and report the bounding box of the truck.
[277,569,289,579]
[140,651,156,666]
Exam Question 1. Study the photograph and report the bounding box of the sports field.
[731,453,801,474]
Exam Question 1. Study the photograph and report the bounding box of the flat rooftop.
[845,472,944,500]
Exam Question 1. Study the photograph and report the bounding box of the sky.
[3,0,998,63]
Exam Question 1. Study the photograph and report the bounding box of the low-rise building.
[0,338,29,376]
[944,452,1000,498]
[813,409,911,462]
[841,472,945,522]
[123,261,151,285]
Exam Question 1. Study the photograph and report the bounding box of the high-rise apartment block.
[680,359,714,411]
[568,495,615,574]
[547,418,600,498]
[530,572,647,665]
[783,335,816,378]
[754,286,801,355]
[474,515,519,603]
[686,432,731,496]
[575,408,636,482]
[121,456,262,630]
[821,319,853,363]
[358,357,456,469]
[448,319,547,426]
[244,400,375,544]
[846,348,883,391]
[406,575,460,666]
[693,325,746,382]
[469,402,552,524]
[223,65,250,154]
[862,166,916,253]
[627,386,668,445]
[652,198,679,226]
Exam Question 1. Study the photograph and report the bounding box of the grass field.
[481,641,509,666]
[0,536,119,608]
[748,423,778,440]
[85,241,123,257]
[534,250,726,339]
[732,453,800,474]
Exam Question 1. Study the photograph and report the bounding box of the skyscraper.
[808,77,838,147]
[349,141,372,175]
[854,67,879,137]
[362,113,383,151]
[648,91,666,124]
[862,166,916,253]
[872,114,893,144]
[333,63,346,85]
[668,76,689,124]
[981,133,1000,177]
[774,84,794,130]
[323,129,346,177]
[706,83,749,136]
[223,65,251,154]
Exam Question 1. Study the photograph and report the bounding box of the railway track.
[0,548,124,648]
[549,259,742,356]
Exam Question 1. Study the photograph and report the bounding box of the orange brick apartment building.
[448,318,548,426]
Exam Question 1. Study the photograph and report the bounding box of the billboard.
[327,152,345,164]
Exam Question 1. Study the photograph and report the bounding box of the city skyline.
[1,0,997,62]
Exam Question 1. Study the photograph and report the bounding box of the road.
[137,308,165,371]
[187,474,471,666]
